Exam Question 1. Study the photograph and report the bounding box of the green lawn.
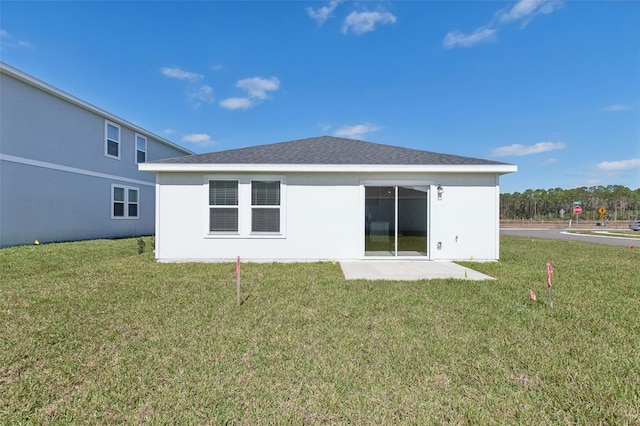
[1,236,638,424]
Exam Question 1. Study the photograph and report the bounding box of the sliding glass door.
[364,186,428,257]
[365,187,396,255]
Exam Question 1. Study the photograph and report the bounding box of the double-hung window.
[112,185,139,219]
[105,121,120,159]
[209,180,238,232]
[135,133,147,163]
[251,180,281,233]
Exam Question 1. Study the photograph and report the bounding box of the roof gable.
[153,136,509,166]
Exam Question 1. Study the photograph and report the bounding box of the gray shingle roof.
[153,136,508,166]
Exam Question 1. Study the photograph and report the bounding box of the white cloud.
[342,10,397,35]
[498,0,563,25]
[211,64,223,71]
[190,84,214,106]
[220,76,280,110]
[596,158,640,171]
[492,141,566,157]
[161,67,214,108]
[602,104,633,112]
[0,29,33,50]
[307,0,341,26]
[181,133,215,147]
[220,97,254,110]
[318,123,332,133]
[443,26,497,49]
[236,76,280,100]
[160,67,203,81]
[539,158,558,165]
[444,0,562,49]
[163,128,176,135]
[333,123,381,139]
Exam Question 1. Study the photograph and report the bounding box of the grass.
[1,236,639,424]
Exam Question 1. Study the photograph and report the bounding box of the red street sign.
[574,205,582,214]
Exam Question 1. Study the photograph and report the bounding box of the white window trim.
[135,133,147,164]
[111,184,140,219]
[105,120,121,160]
[204,175,286,239]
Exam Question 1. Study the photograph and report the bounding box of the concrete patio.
[340,260,494,281]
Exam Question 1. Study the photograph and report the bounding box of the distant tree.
[500,185,640,221]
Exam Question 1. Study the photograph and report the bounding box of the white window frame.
[111,184,139,219]
[105,120,121,160]
[251,180,281,234]
[135,133,147,164]
[204,176,286,239]
[208,179,239,234]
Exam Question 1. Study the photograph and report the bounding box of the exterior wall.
[153,171,502,262]
[427,176,499,261]
[1,161,154,245]
[0,68,190,247]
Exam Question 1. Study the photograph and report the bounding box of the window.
[251,180,280,233]
[135,133,147,163]
[112,185,139,219]
[105,121,120,159]
[205,177,284,237]
[209,180,238,232]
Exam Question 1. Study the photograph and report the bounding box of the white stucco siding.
[282,175,362,260]
[428,181,499,261]
[154,173,363,261]
[154,171,502,262]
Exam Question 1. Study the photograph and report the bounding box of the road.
[500,229,639,247]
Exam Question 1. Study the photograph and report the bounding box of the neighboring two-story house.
[0,62,192,247]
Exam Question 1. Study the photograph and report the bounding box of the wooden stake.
[236,256,241,306]
[546,262,554,309]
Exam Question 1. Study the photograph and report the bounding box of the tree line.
[500,185,640,221]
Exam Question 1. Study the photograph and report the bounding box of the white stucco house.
[0,62,192,247]
[139,136,517,262]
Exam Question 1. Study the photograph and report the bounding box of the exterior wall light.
[437,184,444,200]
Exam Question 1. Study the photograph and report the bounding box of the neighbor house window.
[135,133,147,163]
[251,180,280,233]
[209,180,238,232]
[112,185,139,219]
[105,121,120,159]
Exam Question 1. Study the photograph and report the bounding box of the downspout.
[154,173,161,260]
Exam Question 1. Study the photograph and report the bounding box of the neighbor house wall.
[153,171,501,262]
[0,161,155,245]
[0,66,190,247]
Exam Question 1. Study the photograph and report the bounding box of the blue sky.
[1,0,638,193]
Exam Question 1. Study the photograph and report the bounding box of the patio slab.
[340,261,494,281]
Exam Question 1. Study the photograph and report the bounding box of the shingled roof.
[152,136,509,166]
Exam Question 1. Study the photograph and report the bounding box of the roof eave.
[138,163,518,174]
